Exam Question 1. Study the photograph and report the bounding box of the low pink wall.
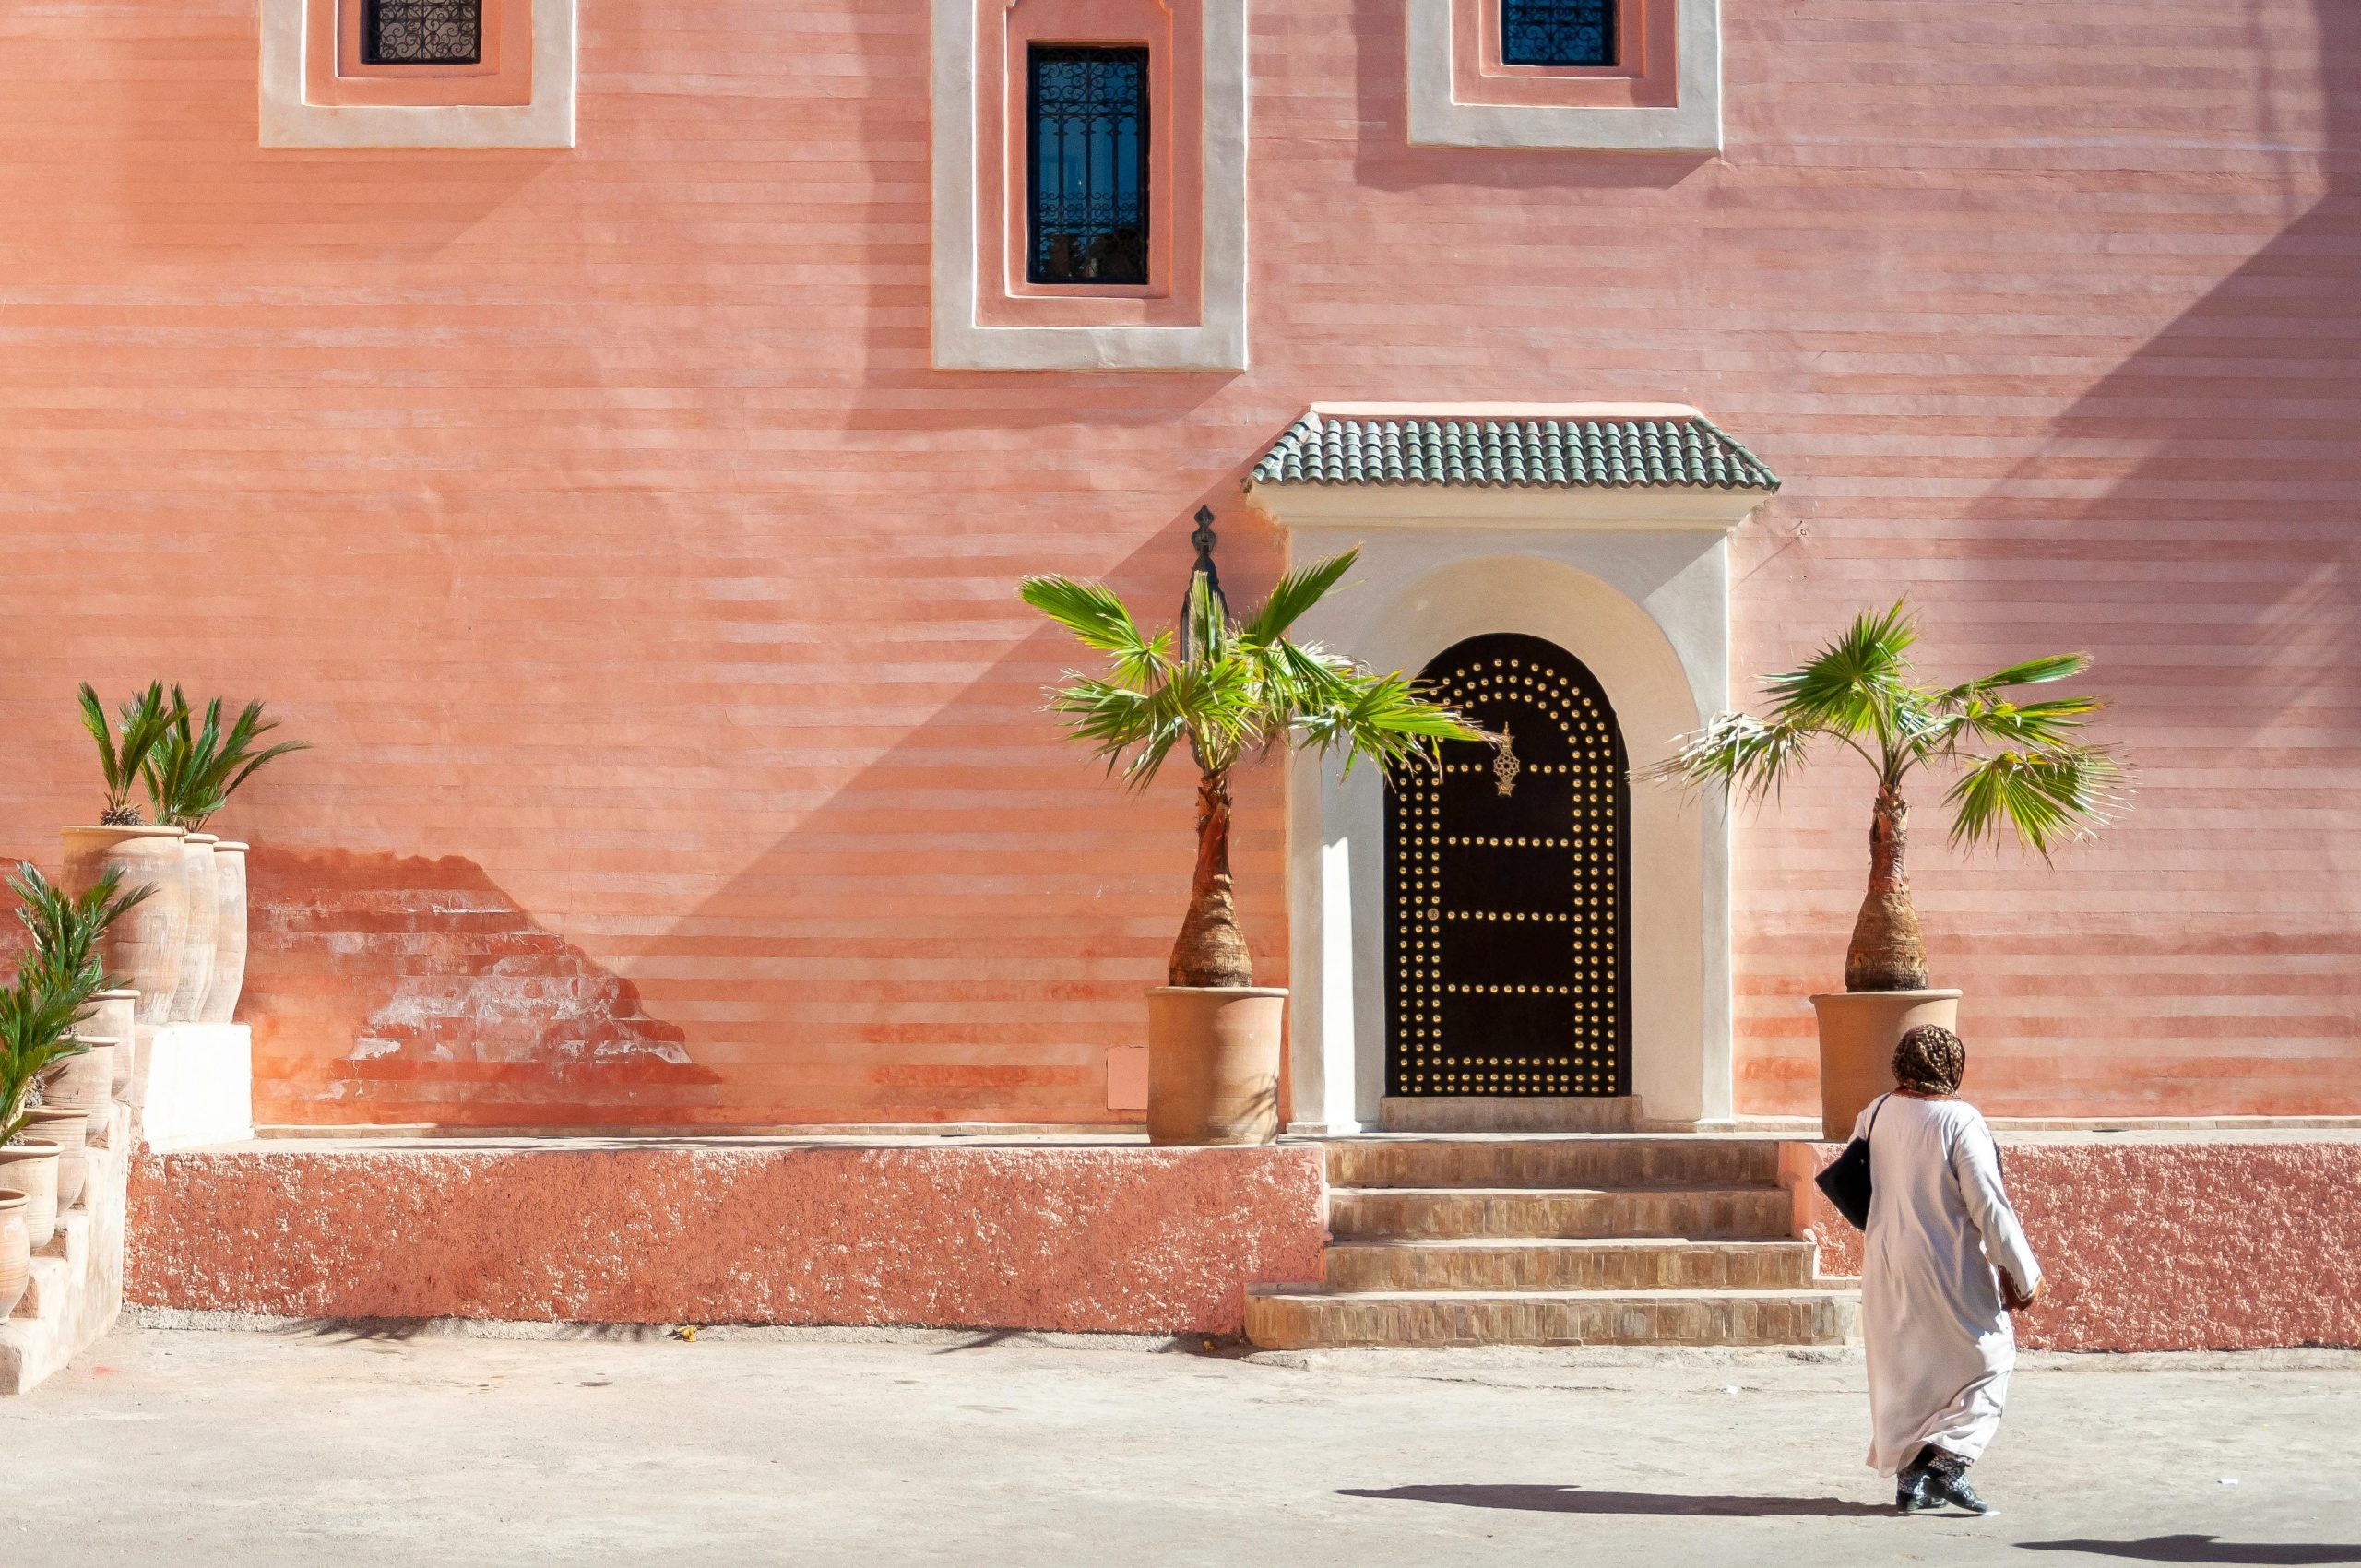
[1797,1136,2361,1351]
[126,1143,1328,1337]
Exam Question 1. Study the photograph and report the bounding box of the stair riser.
[1332,1190,1794,1241]
[1328,1140,1783,1191]
[1245,1294,1857,1350]
[1325,1245,1817,1293]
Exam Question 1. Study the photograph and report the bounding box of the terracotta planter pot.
[62,826,186,1025]
[168,833,220,1022]
[40,1038,115,1126]
[0,1190,28,1320]
[0,1144,61,1251]
[18,1109,88,1210]
[1145,985,1287,1146]
[198,840,249,1025]
[1808,989,1963,1140]
[89,989,137,1091]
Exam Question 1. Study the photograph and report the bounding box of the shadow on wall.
[244,849,721,1127]
[617,501,1293,1126]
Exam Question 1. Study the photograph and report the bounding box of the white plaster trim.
[259,0,577,149]
[1249,481,1768,530]
[930,0,1249,372]
[1405,0,1721,152]
[1258,484,1774,1132]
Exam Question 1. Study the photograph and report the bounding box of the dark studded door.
[1384,633,1630,1098]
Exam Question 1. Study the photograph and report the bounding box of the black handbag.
[1815,1092,1889,1230]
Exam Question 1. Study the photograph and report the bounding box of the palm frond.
[143,692,310,829]
[1240,550,1358,647]
[1020,576,1170,691]
[0,973,90,1146]
[1643,710,1821,804]
[1021,552,1475,790]
[1934,651,2093,708]
[1945,743,2128,859]
[1762,601,1918,747]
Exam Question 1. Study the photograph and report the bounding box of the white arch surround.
[1246,448,1771,1132]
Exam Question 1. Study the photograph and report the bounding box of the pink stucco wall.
[1798,1135,2361,1352]
[125,1143,1328,1336]
[0,0,2355,1125]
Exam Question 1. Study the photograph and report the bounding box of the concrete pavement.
[5,1324,2355,1566]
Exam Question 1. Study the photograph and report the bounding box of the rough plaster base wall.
[125,1145,1327,1336]
[1802,1139,2361,1351]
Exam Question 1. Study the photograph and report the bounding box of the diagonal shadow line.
[1339,1483,1895,1518]
[2019,1539,2361,1565]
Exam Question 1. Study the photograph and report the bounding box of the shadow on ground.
[1339,1483,1893,1518]
[2020,1540,2361,1565]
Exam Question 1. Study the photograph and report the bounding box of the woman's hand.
[2001,1272,2041,1313]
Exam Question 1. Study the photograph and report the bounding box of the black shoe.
[1895,1468,1939,1514]
[1924,1466,1996,1516]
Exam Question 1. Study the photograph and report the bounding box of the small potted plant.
[1023,527,1479,1144]
[0,973,89,1253]
[142,691,309,1023]
[62,683,188,1023]
[1647,603,2125,1137]
[13,862,148,1097]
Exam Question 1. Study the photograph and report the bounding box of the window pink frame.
[307,0,532,107]
[974,0,1205,328]
[1455,0,1676,109]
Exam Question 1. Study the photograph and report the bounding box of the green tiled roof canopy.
[1250,409,1780,492]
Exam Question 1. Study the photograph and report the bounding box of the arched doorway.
[1383,633,1631,1099]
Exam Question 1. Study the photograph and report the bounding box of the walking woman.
[1855,1024,2043,1515]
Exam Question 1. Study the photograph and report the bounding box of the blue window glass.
[1501,0,1614,67]
[1027,46,1149,287]
[361,0,482,64]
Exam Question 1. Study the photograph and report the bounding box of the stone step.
[11,1254,68,1323]
[1324,1237,1819,1293]
[1330,1185,1795,1241]
[1245,1286,1859,1349]
[1325,1136,1784,1192]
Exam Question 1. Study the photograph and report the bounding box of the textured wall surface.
[0,0,2355,1123]
[1799,1134,2361,1351]
[125,1142,1328,1335]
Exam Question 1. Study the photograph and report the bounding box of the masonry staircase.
[1244,1134,1859,1349]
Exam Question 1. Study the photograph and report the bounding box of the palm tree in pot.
[1023,521,1481,1143]
[143,691,311,1022]
[65,683,191,1022]
[1646,603,2126,1135]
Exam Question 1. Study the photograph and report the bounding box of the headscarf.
[1892,1023,1966,1097]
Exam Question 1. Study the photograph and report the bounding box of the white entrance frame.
[1242,404,1775,1133]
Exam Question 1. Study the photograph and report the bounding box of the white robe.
[1853,1092,2042,1476]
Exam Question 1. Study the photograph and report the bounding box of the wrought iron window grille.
[1500,0,1615,67]
[361,0,483,65]
[1026,44,1150,287]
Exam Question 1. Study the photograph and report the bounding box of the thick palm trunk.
[1845,783,1930,992]
[1169,768,1253,988]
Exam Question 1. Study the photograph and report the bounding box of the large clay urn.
[62,826,186,1025]
[40,1039,116,1144]
[0,1144,60,1251]
[18,1109,88,1210]
[1145,986,1287,1146]
[0,1189,29,1320]
[168,832,220,1022]
[198,840,250,1024]
[89,989,137,1092]
[1809,989,1963,1140]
